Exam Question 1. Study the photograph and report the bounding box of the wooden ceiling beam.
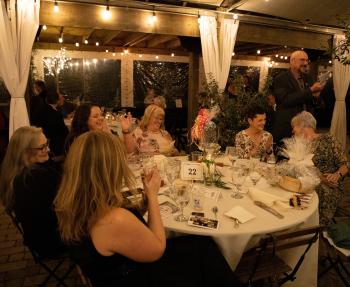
[147,35,177,48]
[33,42,189,56]
[102,31,122,45]
[165,38,182,49]
[40,1,199,37]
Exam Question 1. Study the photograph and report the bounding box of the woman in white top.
[122,105,178,155]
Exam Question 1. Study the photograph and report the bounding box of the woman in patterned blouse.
[235,104,273,159]
[122,105,178,155]
[291,111,349,225]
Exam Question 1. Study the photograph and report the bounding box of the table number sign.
[181,161,204,181]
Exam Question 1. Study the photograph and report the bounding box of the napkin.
[248,187,290,208]
[225,206,256,223]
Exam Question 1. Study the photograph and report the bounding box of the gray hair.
[291,111,317,129]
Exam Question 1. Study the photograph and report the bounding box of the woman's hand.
[101,118,111,133]
[321,172,340,188]
[143,169,161,198]
[120,112,133,133]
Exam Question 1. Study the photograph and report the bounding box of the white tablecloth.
[160,177,319,287]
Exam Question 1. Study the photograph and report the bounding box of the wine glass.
[165,159,181,198]
[174,183,191,222]
[225,146,238,167]
[250,171,262,186]
[231,168,248,199]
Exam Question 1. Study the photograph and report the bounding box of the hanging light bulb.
[112,52,116,56]
[232,52,235,56]
[75,42,79,47]
[106,49,109,53]
[139,54,143,58]
[42,25,47,31]
[257,50,261,55]
[150,10,157,24]
[58,37,63,43]
[53,1,59,13]
[155,55,159,59]
[96,42,99,46]
[124,49,129,54]
[102,3,111,20]
[84,39,88,44]
[171,53,175,57]
[233,14,238,20]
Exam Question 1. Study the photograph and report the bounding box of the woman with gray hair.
[291,111,348,225]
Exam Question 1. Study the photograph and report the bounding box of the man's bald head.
[290,50,309,75]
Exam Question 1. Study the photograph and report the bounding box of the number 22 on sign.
[181,161,204,181]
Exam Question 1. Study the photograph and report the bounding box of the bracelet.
[122,129,132,134]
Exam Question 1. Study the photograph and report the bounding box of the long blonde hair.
[139,104,165,131]
[0,126,42,209]
[54,131,136,242]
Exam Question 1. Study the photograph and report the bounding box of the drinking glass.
[174,183,191,222]
[231,168,248,199]
[225,146,238,167]
[250,172,262,186]
[165,159,181,198]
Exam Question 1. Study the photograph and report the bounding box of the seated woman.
[291,111,349,225]
[122,104,178,155]
[65,103,110,153]
[0,127,65,258]
[235,104,273,159]
[54,131,239,287]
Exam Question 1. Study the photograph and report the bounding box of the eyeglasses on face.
[31,140,50,151]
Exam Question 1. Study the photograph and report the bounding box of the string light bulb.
[58,37,63,43]
[75,42,79,47]
[53,1,59,13]
[232,52,235,56]
[42,25,47,30]
[96,42,99,46]
[233,14,238,20]
[106,49,109,53]
[155,55,159,59]
[124,49,129,54]
[102,2,111,20]
[171,53,175,57]
[112,52,116,56]
[257,50,261,55]
[84,39,88,44]
[150,10,157,24]
[139,54,143,58]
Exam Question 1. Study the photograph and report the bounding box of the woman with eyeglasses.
[0,126,66,258]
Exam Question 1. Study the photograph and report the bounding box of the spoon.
[212,206,218,219]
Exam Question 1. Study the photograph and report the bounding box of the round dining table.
[157,158,319,287]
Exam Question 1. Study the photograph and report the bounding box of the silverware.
[254,201,284,219]
[212,206,218,219]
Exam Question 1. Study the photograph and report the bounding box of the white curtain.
[199,16,239,91]
[0,0,40,137]
[330,34,350,150]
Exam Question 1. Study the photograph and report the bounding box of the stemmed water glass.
[231,167,248,199]
[250,172,262,186]
[226,146,238,167]
[165,159,181,198]
[173,182,191,222]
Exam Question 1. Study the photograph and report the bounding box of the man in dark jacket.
[40,90,68,156]
[272,50,324,143]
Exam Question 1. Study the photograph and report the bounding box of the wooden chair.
[234,225,322,286]
[5,208,77,287]
[318,217,350,287]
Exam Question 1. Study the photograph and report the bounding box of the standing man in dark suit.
[272,50,324,143]
[40,90,69,157]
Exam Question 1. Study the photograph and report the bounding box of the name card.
[181,161,204,181]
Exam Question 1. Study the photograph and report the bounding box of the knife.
[254,201,284,219]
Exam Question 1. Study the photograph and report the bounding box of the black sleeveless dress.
[70,209,240,287]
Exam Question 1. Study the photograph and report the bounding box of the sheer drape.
[330,34,350,150]
[0,0,39,137]
[199,16,239,91]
